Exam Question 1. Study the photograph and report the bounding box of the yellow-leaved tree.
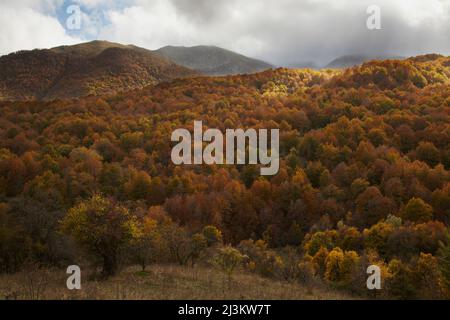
[61,194,139,278]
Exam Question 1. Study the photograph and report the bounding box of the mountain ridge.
[154,45,273,76]
[325,54,406,69]
[0,41,198,101]
[1,40,447,101]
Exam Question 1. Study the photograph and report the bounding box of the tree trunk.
[102,253,118,278]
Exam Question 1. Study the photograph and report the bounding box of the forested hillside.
[0,41,197,101]
[0,55,449,299]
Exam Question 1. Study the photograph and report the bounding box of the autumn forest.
[0,53,450,300]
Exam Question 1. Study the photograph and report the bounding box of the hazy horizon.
[0,0,449,66]
[2,38,435,67]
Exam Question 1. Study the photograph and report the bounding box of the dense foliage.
[0,54,449,298]
[0,41,197,100]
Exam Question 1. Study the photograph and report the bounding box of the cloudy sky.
[0,0,449,66]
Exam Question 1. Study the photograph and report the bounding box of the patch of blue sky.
[55,0,135,40]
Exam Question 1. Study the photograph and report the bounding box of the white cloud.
[0,0,81,55]
[98,1,197,48]
[96,0,450,65]
[0,0,449,64]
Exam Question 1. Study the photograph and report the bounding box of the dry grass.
[0,264,352,300]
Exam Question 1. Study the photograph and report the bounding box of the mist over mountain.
[285,61,320,69]
[325,54,406,69]
[155,45,273,76]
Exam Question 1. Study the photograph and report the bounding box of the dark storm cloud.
[2,0,449,65]
[170,0,236,23]
[155,0,450,66]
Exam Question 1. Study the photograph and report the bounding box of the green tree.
[211,246,246,286]
[189,233,208,266]
[61,194,139,278]
[129,217,160,271]
[202,225,223,247]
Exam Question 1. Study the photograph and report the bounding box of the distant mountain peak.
[326,54,406,69]
[0,41,278,100]
[154,45,273,76]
